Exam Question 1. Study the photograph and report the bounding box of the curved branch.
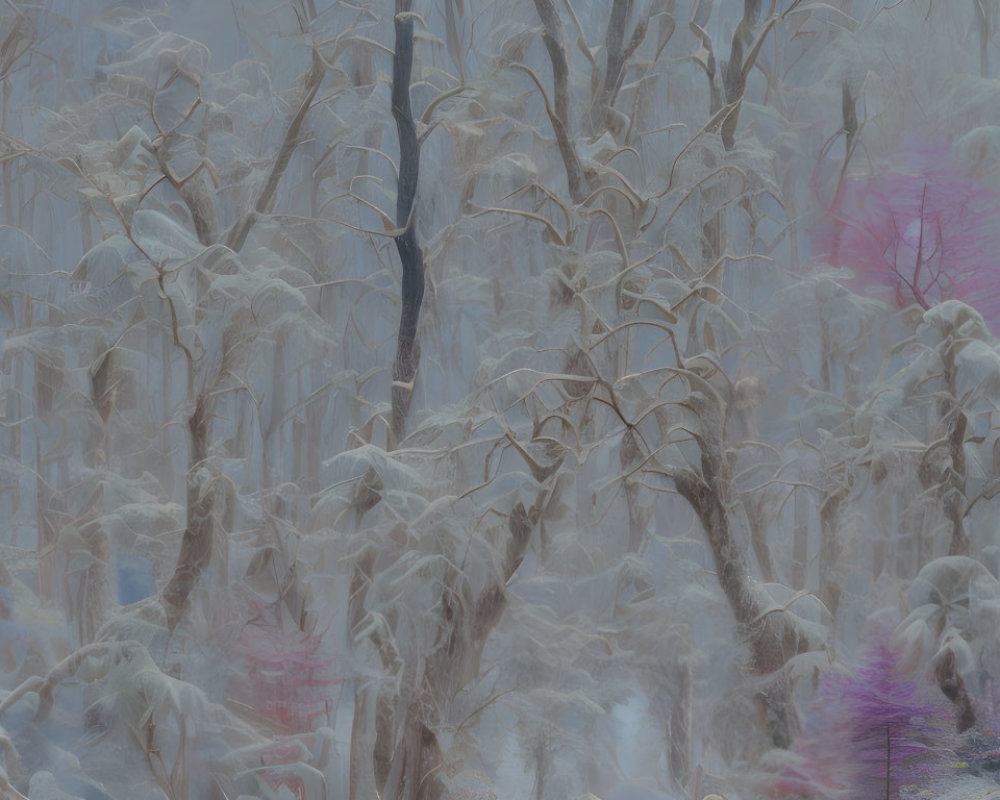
[227,47,326,252]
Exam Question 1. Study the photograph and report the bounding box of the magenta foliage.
[230,595,343,733]
[816,141,1000,327]
[776,640,952,800]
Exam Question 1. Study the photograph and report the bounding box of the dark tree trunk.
[390,0,426,447]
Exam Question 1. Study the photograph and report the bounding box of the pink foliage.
[815,141,1000,327]
[231,596,343,733]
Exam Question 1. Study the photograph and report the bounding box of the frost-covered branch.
[227,49,326,252]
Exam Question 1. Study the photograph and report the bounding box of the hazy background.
[2,1,1000,798]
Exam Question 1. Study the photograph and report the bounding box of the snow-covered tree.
[1,1,1000,799]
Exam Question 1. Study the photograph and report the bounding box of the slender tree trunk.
[667,656,693,786]
[792,487,808,590]
[532,0,588,204]
[818,481,849,618]
[744,494,775,583]
[390,0,425,447]
[161,395,213,631]
[591,0,631,133]
[975,0,992,78]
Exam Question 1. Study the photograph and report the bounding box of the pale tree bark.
[692,0,775,275]
[791,478,808,590]
[668,387,809,674]
[818,478,850,618]
[349,501,538,800]
[590,0,655,139]
[975,0,994,78]
[661,381,817,752]
[227,50,326,252]
[918,318,973,558]
[155,40,324,632]
[531,0,588,204]
[666,653,693,787]
[596,0,632,125]
[592,0,670,151]
[158,310,235,633]
[161,394,214,631]
[742,493,776,584]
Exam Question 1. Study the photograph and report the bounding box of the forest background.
[2,0,1000,798]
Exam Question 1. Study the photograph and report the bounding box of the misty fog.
[2,1,1000,798]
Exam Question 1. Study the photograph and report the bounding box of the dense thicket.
[1,1,999,799]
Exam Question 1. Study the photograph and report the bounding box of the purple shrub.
[775,640,954,799]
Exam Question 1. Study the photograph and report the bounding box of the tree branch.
[227,48,326,252]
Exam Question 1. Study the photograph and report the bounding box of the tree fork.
[532,0,588,204]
